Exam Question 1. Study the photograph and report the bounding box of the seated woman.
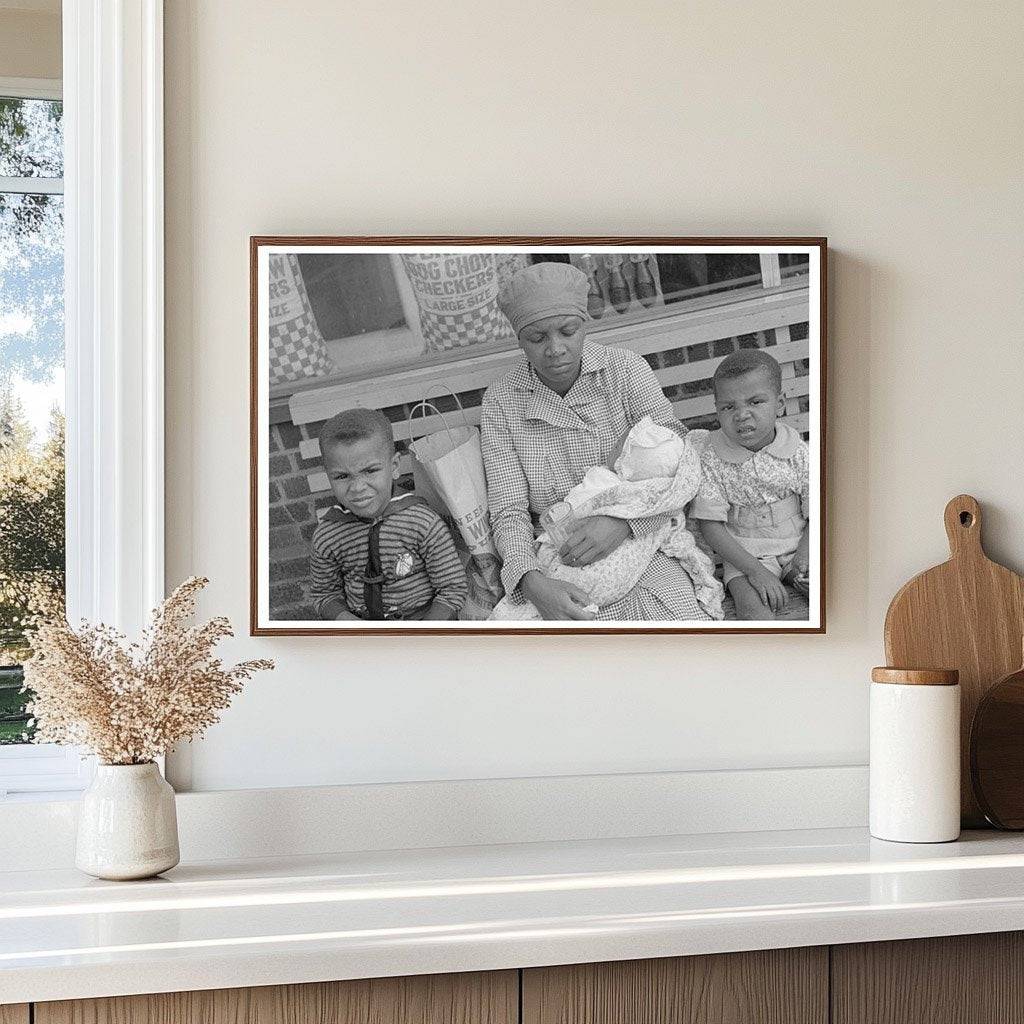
[480,261,714,622]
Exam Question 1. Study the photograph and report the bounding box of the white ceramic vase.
[76,762,180,880]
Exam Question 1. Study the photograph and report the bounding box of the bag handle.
[407,400,460,448]
[405,381,469,445]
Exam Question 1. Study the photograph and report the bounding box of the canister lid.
[871,667,959,686]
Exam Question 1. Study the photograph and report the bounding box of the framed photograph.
[251,237,826,635]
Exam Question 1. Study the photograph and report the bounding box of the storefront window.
[298,253,406,339]
[274,249,807,396]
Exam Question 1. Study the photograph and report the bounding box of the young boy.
[309,408,468,621]
[689,349,810,620]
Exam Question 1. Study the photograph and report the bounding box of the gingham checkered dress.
[480,343,709,622]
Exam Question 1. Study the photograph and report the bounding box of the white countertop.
[4,826,1024,1004]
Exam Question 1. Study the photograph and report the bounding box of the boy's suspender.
[326,493,431,619]
[363,519,386,619]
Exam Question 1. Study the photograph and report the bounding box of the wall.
[0,5,60,80]
[164,1,1024,791]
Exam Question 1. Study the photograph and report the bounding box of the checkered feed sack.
[268,254,333,384]
[401,253,526,354]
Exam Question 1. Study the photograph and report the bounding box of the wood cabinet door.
[522,948,828,1024]
[832,932,1024,1024]
[35,970,517,1024]
[0,1006,29,1024]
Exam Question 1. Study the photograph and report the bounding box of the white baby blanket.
[490,423,724,621]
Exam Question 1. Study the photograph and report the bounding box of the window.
[0,90,65,754]
[296,253,425,383]
[0,5,167,797]
[275,249,810,407]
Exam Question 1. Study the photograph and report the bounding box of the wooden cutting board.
[884,494,1024,826]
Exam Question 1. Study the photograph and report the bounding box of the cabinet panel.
[35,970,517,1024]
[832,932,1024,1024]
[0,1006,29,1024]
[522,948,828,1024]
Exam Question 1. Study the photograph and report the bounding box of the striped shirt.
[309,494,468,620]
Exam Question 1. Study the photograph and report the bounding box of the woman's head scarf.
[497,262,589,336]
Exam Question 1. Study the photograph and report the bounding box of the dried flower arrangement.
[22,576,273,765]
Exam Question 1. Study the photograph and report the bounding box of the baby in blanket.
[489,417,724,621]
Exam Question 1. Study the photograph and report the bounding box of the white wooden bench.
[289,287,812,499]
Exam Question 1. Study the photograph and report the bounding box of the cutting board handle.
[944,494,983,559]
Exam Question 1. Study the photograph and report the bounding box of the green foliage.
[0,404,64,575]
[0,392,65,741]
[1,97,65,742]
[0,665,30,744]
[0,97,62,176]
[0,97,61,241]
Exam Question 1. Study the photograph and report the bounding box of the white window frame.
[0,0,164,798]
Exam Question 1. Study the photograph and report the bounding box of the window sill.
[0,744,93,798]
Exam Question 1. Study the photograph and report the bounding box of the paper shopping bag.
[407,401,504,618]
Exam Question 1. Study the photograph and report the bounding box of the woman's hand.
[522,571,597,620]
[560,516,631,567]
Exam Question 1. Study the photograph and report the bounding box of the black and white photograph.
[251,238,825,634]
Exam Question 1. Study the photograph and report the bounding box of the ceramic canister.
[869,667,961,843]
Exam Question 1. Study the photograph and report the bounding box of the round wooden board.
[970,663,1024,829]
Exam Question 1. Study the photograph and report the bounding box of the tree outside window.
[0,95,65,744]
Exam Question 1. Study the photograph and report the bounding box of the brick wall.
[265,324,810,622]
[267,419,322,621]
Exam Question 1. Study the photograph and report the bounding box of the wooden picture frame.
[251,237,827,635]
